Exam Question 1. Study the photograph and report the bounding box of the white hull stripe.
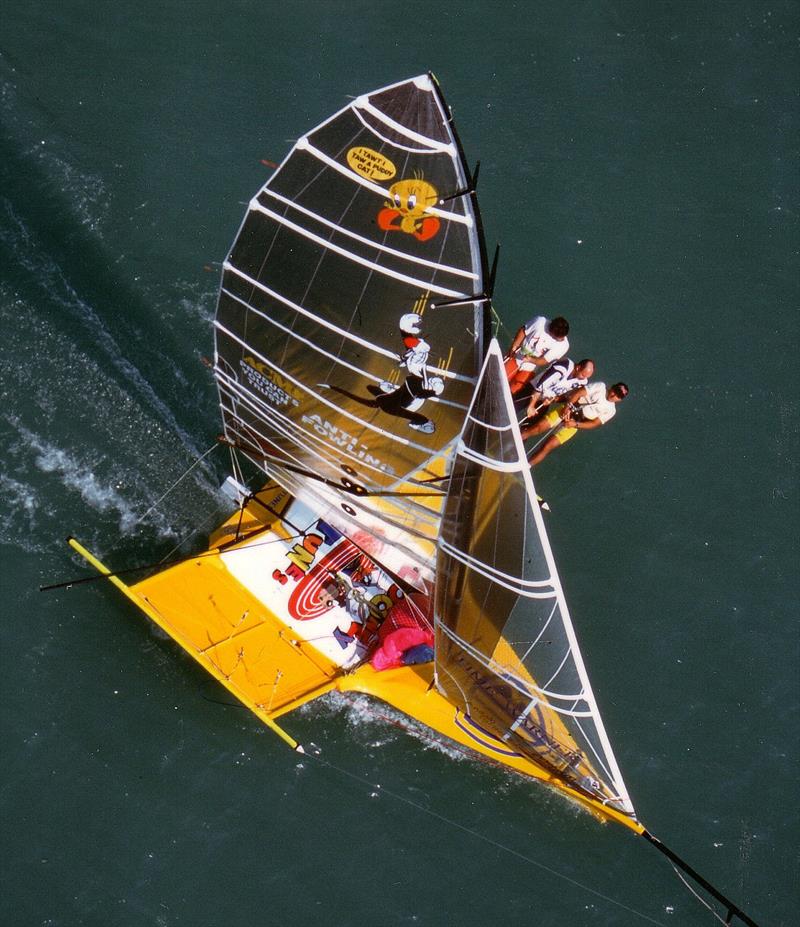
[257,188,478,280]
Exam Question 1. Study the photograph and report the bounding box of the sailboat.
[63,74,757,925]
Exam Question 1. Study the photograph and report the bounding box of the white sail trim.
[218,381,445,525]
[457,443,529,474]
[257,188,478,280]
[220,285,466,407]
[351,105,447,155]
[438,623,594,713]
[464,414,515,433]
[439,537,556,596]
[219,397,443,535]
[296,138,473,227]
[220,286,384,385]
[355,96,456,154]
[246,200,465,298]
[222,263,474,385]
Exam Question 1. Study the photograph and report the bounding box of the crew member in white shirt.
[521,381,629,466]
[504,315,570,395]
[523,357,595,419]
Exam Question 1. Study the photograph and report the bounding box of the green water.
[1,3,796,925]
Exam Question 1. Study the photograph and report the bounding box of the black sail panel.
[434,340,636,818]
[214,75,489,581]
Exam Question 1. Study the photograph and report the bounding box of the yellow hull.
[69,490,642,836]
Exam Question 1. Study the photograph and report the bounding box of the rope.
[135,442,220,528]
[670,864,731,926]
[491,303,511,341]
[302,745,668,927]
[157,501,231,563]
[526,419,563,455]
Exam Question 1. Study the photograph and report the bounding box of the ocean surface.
[1,3,797,925]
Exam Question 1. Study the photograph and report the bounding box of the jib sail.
[434,340,635,816]
[214,74,490,583]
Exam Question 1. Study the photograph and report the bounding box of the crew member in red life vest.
[370,593,434,671]
[505,315,570,396]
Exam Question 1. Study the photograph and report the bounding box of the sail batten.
[245,203,468,297]
[434,340,636,817]
[257,189,479,279]
[297,140,474,227]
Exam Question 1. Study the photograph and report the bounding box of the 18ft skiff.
[63,75,758,925]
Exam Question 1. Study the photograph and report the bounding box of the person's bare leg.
[528,433,561,466]
[520,414,552,440]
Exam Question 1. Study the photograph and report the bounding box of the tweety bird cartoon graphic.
[377,176,440,242]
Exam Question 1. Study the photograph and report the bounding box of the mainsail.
[434,340,635,817]
[214,74,490,584]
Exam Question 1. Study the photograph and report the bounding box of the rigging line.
[42,529,308,593]
[218,436,445,499]
[157,502,235,564]
[670,866,731,927]
[642,831,759,927]
[133,442,220,528]
[302,751,667,927]
[524,415,567,455]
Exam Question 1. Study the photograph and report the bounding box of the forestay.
[434,341,635,816]
[214,74,490,583]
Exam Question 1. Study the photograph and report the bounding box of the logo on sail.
[346,146,396,181]
[377,175,440,241]
[240,357,301,408]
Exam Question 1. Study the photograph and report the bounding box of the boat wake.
[304,691,473,766]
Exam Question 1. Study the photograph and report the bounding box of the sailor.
[522,381,629,466]
[505,315,569,396]
[319,312,444,434]
[522,357,595,419]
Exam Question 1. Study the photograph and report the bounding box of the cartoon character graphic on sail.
[320,311,444,435]
[377,176,440,242]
